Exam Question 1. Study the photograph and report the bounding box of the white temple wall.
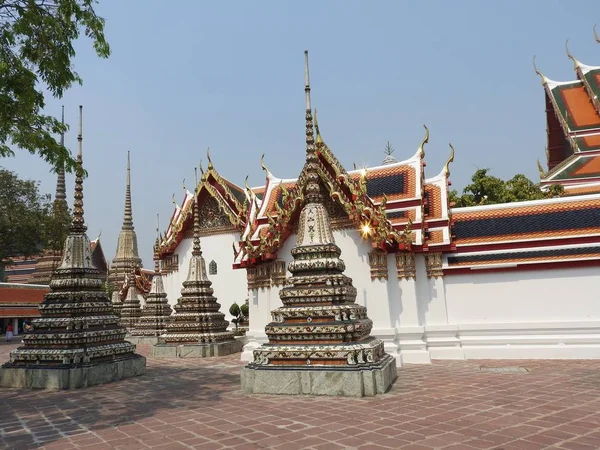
[241,228,600,364]
[429,266,600,360]
[162,232,246,323]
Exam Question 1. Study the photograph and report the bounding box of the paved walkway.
[1,342,600,449]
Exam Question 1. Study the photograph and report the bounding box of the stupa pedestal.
[152,190,241,358]
[128,239,172,345]
[241,58,396,396]
[0,107,146,389]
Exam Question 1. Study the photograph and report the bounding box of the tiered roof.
[159,151,247,258]
[158,128,455,265]
[538,33,600,194]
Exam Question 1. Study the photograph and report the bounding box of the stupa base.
[127,335,160,345]
[0,355,146,390]
[241,354,397,397]
[152,340,243,358]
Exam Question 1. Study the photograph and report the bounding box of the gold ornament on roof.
[260,153,271,178]
[444,143,455,177]
[206,147,213,170]
[418,125,430,158]
[565,39,580,70]
[533,56,548,85]
[537,159,546,178]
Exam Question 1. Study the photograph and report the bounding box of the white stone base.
[241,355,397,397]
[152,340,243,359]
[418,321,600,361]
[240,332,269,362]
[0,356,146,389]
[126,336,159,346]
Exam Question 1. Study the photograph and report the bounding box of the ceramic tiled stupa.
[129,229,173,344]
[120,268,143,331]
[241,52,396,397]
[0,106,146,389]
[152,190,241,358]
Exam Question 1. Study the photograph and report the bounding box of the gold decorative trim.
[368,250,388,280]
[247,259,287,290]
[396,252,416,280]
[425,252,443,279]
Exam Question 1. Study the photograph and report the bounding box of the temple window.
[209,260,217,275]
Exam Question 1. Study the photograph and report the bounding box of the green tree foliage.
[0,0,110,172]
[0,167,52,279]
[449,169,564,208]
[44,193,71,251]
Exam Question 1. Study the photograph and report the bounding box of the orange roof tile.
[561,86,600,128]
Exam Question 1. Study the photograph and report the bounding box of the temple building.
[159,40,600,365]
[0,106,146,389]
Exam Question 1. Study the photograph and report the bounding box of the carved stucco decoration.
[396,252,416,280]
[247,260,287,290]
[425,252,443,279]
[368,250,388,280]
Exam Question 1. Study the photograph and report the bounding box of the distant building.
[0,282,48,334]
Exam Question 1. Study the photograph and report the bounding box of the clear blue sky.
[3,0,600,266]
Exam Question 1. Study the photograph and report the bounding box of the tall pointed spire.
[192,187,202,257]
[71,105,86,233]
[303,50,320,205]
[1,105,146,389]
[54,105,67,204]
[123,151,134,230]
[109,151,142,292]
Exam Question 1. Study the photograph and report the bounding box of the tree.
[0,0,110,172]
[0,167,53,280]
[449,168,564,208]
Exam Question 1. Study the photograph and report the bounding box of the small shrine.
[129,230,173,344]
[241,52,397,396]
[0,106,146,389]
[119,267,143,331]
[152,190,241,358]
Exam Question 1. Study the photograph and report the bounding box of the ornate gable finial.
[314,109,323,144]
[260,153,271,178]
[71,105,86,233]
[444,143,455,177]
[565,39,580,70]
[533,56,549,85]
[595,24,600,44]
[537,159,546,178]
[206,147,213,170]
[183,178,187,192]
[418,125,429,159]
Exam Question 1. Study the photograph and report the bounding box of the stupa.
[111,290,123,317]
[152,187,241,358]
[30,106,71,285]
[241,52,397,397]
[108,151,143,293]
[129,221,173,344]
[120,267,143,331]
[0,106,146,389]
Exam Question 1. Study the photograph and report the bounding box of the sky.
[3,0,600,266]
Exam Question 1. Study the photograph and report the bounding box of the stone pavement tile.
[558,441,599,450]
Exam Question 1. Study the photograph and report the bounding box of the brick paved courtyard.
[1,341,600,449]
